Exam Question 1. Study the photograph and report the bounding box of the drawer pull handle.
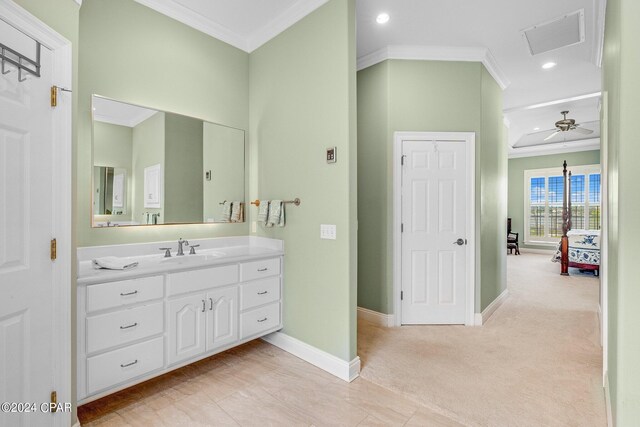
[120,359,138,368]
[202,300,206,313]
[257,317,268,323]
[120,290,138,296]
[209,297,214,311]
[257,268,268,272]
[257,291,268,295]
[120,322,138,330]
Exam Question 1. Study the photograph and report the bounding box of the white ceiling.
[92,96,158,128]
[132,0,605,156]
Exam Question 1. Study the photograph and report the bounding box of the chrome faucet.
[177,238,189,256]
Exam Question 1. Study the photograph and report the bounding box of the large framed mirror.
[91,95,246,227]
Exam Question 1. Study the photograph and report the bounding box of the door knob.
[453,238,465,246]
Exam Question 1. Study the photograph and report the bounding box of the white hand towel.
[266,200,284,228]
[257,200,270,225]
[92,256,139,270]
[220,201,231,222]
[230,201,242,222]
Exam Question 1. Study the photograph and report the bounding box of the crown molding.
[134,0,328,53]
[134,0,249,51]
[508,138,600,159]
[356,45,511,90]
[503,91,602,113]
[247,0,329,52]
[593,0,607,68]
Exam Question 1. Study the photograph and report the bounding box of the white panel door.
[401,139,468,324]
[167,294,206,365]
[0,30,55,426]
[205,286,238,352]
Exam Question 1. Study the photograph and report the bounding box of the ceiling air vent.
[521,9,585,56]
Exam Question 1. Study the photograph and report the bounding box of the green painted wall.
[357,59,507,314]
[356,62,389,313]
[164,113,203,224]
[132,112,165,223]
[602,0,640,423]
[249,0,357,362]
[78,0,249,246]
[479,66,507,311]
[203,123,245,222]
[507,150,601,250]
[93,122,133,219]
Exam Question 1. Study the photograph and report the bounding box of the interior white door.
[0,27,55,426]
[401,139,468,324]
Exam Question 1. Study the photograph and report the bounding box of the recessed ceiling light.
[534,127,540,131]
[376,13,390,24]
[542,62,557,69]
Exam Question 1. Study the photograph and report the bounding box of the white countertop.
[77,236,284,286]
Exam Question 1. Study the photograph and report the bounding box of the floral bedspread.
[552,230,600,266]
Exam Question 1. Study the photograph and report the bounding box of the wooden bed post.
[560,160,570,276]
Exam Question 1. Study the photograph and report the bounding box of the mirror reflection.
[91,95,245,227]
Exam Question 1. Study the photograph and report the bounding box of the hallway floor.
[358,253,606,426]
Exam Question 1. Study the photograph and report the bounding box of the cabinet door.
[205,286,238,352]
[168,294,206,365]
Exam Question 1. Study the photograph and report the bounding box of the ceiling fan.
[544,110,594,141]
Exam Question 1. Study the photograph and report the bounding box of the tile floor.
[78,339,461,426]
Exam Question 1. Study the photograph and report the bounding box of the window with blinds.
[523,164,601,244]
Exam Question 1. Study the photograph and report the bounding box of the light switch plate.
[320,224,337,240]
[251,221,257,233]
[326,147,337,163]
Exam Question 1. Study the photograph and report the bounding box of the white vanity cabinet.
[77,240,284,404]
[167,285,238,365]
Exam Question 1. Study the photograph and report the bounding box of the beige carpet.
[358,253,607,427]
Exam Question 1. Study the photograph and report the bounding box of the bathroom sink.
[160,251,225,265]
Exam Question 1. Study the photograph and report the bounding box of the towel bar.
[251,198,300,207]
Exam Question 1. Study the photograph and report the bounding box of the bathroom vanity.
[76,237,283,403]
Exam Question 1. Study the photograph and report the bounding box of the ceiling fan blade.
[544,130,561,141]
[572,126,594,135]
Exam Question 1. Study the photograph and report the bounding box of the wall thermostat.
[326,147,337,164]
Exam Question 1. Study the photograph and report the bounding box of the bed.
[552,230,600,276]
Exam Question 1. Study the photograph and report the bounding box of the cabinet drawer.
[240,277,280,311]
[86,276,163,313]
[168,264,238,296]
[240,258,280,282]
[87,337,163,395]
[240,302,280,339]
[86,302,163,354]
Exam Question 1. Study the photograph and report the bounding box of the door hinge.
[50,238,57,261]
[50,391,57,413]
[401,155,406,166]
[50,86,57,107]
[401,291,404,300]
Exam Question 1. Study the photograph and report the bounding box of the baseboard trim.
[477,289,509,325]
[604,372,613,427]
[262,332,360,382]
[357,307,395,327]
